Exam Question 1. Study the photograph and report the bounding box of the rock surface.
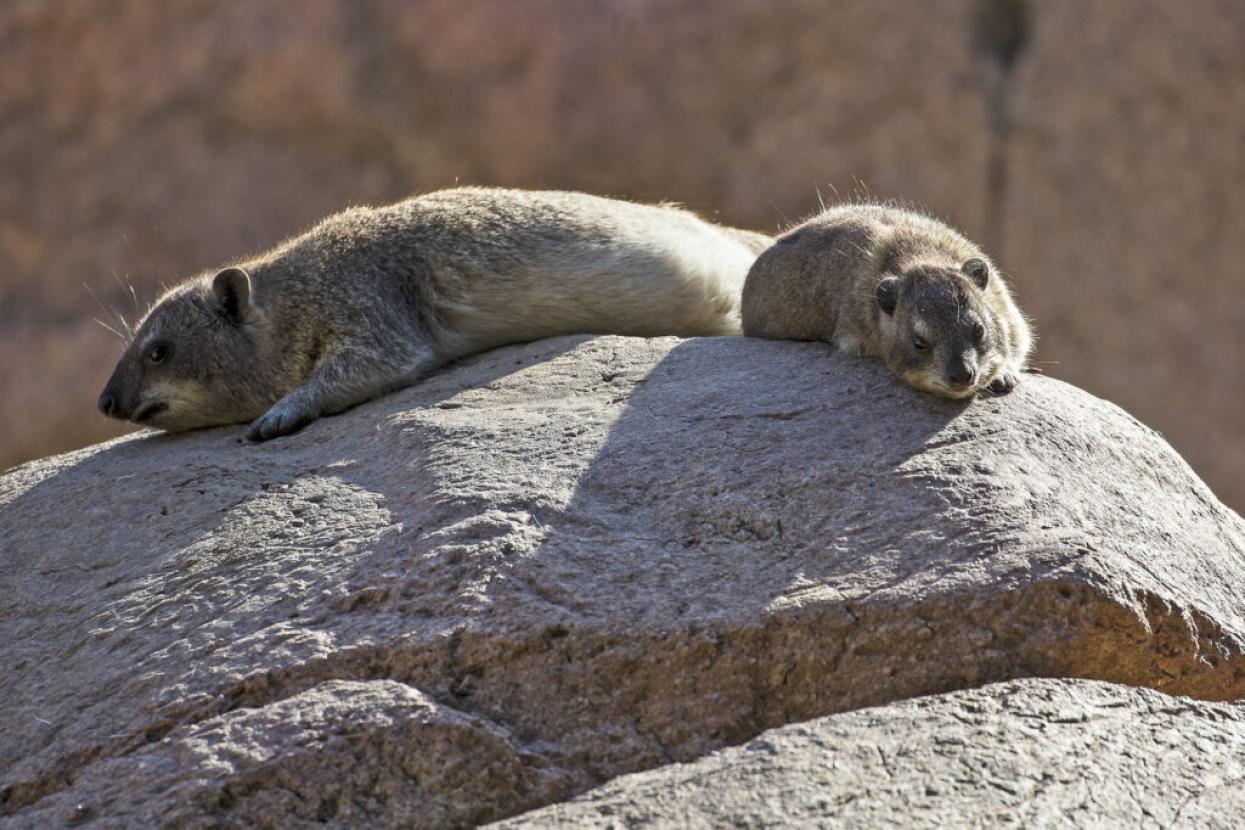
[3,0,1243,512]
[494,678,1245,828]
[2,335,1245,826]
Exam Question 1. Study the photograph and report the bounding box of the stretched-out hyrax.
[98,187,771,441]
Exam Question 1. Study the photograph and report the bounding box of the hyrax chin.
[97,187,771,441]
[741,204,1033,399]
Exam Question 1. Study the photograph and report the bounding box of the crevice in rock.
[973,0,1030,256]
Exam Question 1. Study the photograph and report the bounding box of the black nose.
[99,393,117,418]
[947,361,976,387]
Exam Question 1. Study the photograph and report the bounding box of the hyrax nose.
[98,391,118,419]
[947,360,976,388]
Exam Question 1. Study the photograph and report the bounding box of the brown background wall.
[1,0,1242,509]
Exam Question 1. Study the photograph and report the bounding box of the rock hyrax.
[98,187,770,441]
[742,204,1032,398]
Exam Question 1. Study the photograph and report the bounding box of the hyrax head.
[97,268,275,432]
[874,258,1006,399]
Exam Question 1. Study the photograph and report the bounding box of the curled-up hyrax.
[742,204,1033,399]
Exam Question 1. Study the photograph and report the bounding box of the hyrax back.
[742,204,1032,399]
[98,187,768,441]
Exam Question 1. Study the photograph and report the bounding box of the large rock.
[2,335,1244,826]
[495,678,1245,828]
[6,0,1243,517]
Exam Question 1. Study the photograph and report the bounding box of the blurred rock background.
[1,0,1241,508]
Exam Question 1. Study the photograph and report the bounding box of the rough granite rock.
[5,1,1244,514]
[493,678,1245,829]
[2,335,1245,826]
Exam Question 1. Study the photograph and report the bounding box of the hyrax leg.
[245,347,438,442]
[988,353,1029,395]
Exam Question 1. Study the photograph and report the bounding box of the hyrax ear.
[875,276,900,316]
[962,257,990,289]
[212,267,254,323]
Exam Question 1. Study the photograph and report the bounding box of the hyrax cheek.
[901,368,944,394]
[147,380,211,411]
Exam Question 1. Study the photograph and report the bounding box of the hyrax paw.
[987,370,1020,395]
[244,402,318,442]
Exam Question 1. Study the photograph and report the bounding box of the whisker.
[84,282,124,334]
[93,317,127,341]
[85,281,136,341]
[110,270,140,335]
[83,281,106,312]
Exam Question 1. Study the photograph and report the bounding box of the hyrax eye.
[148,342,172,364]
[972,322,986,342]
[912,335,930,352]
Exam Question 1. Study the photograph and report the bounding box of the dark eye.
[972,322,986,342]
[148,342,171,364]
[912,335,929,352]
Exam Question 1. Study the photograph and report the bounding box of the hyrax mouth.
[902,369,980,401]
[132,401,169,423]
[931,383,978,401]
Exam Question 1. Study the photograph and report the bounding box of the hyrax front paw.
[245,399,319,442]
[987,370,1020,395]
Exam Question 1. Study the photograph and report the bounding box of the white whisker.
[93,318,127,341]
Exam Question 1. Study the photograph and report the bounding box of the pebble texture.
[2,335,1245,826]
[495,678,1245,829]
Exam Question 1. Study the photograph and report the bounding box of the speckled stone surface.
[495,678,1245,829]
[3,335,1244,827]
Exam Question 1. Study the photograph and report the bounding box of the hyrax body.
[99,187,770,440]
[742,204,1032,398]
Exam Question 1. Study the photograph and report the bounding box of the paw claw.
[988,371,1020,395]
[244,401,317,442]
